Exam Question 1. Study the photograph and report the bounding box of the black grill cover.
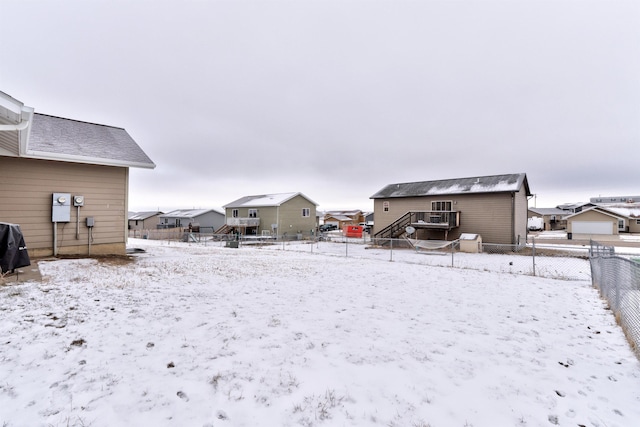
[0,223,31,273]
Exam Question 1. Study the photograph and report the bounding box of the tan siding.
[567,210,618,234]
[128,215,162,231]
[0,157,127,256]
[277,195,317,236]
[373,192,520,244]
[258,207,278,235]
[225,196,316,236]
[513,187,529,244]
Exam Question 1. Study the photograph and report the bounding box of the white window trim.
[431,200,453,211]
[302,208,310,217]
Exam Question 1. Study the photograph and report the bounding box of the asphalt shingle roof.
[29,113,155,168]
[224,192,318,208]
[370,173,530,199]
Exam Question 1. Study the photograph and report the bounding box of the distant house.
[223,192,318,237]
[527,207,567,231]
[590,195,640,204]
[158,209,225,232]
[363,211,374,227]
[556,202,594,214]
[323,210,364,229]
[565,203,640,237]
[128,211,164,232]
[370,173,531,245]
[0,91,155,257]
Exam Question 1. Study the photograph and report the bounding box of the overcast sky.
[2,0,638,213]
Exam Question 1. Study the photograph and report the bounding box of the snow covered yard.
[1,239,639,427]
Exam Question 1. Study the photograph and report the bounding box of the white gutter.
[0,120,29,131]
[21,150,156,169]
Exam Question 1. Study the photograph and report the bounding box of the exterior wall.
[372,192,519,244]
[276,195,317,237]
[630,218,640,233]
[128,215,162,231]
[0,157,128,257]
[513,186,528,245]
[158,212,224,230]
[225,206,276,235]
[193,211,225,230]
[566,210,618,235]
[257,207,278,235]
[159,217,182,228]
[225,195,317,237]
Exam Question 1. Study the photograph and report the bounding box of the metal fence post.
[345,236,348,257]
[451,240,454,267]
[532,236,536,277]
[390,238,393,262]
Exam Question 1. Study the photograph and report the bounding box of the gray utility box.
[52,193,71,222]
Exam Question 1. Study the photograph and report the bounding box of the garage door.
[572,221,613,235]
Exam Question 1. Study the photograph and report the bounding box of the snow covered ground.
[1,238,639,427]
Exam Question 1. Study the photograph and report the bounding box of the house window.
[637,219,640,225]
[232,209,239,218]
[302,208,310,217]
[383,201,389,212]
[618,219,625,230]
[431,201,452,211]
[249,209,258,218]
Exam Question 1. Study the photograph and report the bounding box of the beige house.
[0,92,155,257]
[223,192,318,238]
[370,173,531,245]
[323,210,364,229]
[527,207,568,231]
[128,211,164,233]
[565,204,640,237]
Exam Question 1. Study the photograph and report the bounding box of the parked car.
[527,216,544,232]
[319,224,338,232]
[359,222,372,233]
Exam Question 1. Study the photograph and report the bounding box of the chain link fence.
[132,230,595,281]
[590,240,640,356]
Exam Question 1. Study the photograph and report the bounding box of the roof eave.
[22,150,156,169]
[371,189,522,199]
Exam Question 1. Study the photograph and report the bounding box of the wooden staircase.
[214,224,233,235]
[374,212,413,239]
[374,211,460,240]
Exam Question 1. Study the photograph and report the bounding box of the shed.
[459,233,482,253]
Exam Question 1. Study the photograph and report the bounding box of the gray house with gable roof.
[371,173,531,245]
[0,91,155,256]
[158,209,225,232]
